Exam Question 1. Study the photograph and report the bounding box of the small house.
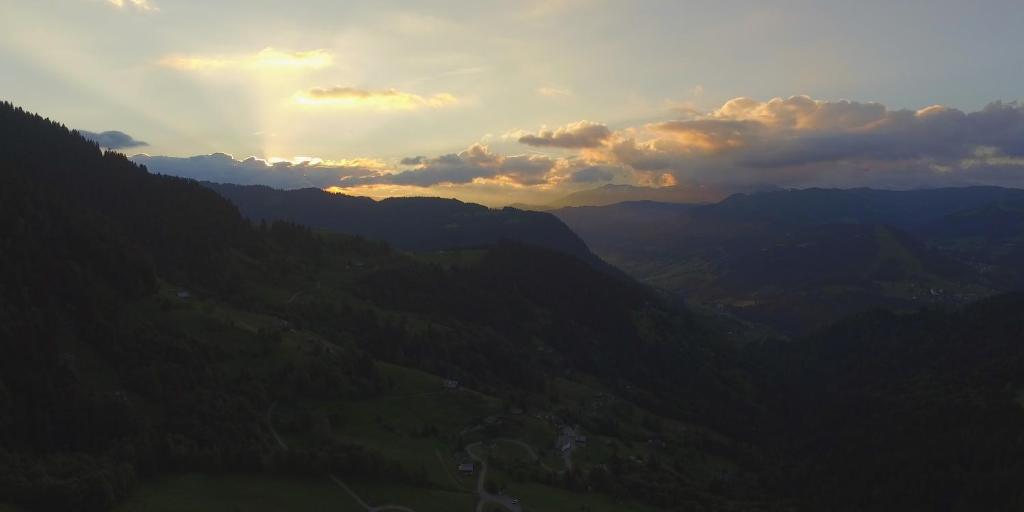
[457,463,475,474]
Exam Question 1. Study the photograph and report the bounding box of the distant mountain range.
[511,183,780,210]
[205,182,607,269]
[555,187,1024,333]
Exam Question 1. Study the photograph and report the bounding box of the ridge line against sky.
[3,0,1023,205]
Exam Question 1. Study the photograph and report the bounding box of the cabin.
[442,379,459,389]
[176,290,192,300]
[457,463,475,474]
[575,435,588,445]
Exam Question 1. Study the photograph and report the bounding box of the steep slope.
[204,183,605,268]
[750,293,1024,511]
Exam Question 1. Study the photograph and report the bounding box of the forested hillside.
[5,102,1024,512]
[0,102,757,511]
[749,293,1024,510]
[205,183,607,269]
[555,188,1024,334]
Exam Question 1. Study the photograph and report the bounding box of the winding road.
[466,442,522,512]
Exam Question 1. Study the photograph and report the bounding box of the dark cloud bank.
[80,130,148,149]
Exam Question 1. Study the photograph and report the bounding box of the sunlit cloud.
[159,48,333,71]
[106,0,157,11]
[594,95,1024,190]
[294,86,458,110]
[159,56,228,71]
[268,156,391,170]
[337,144,560,188]
[518,121,612,148]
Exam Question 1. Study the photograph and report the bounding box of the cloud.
[132,153,379,189]
[594,96,1024,190]
[339,144,557,188]
[569,165,618,183]
[106,0,156,11]
[518,121,612,148]
[400,156,427,165]
[125,95,1024,200]
[648,119,764,152]
[79,130,148,149]
[294,87,458,110]
[160,48,332,71]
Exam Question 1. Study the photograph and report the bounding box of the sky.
[3,0,1024,206]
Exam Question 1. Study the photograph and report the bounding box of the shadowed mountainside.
[0,101,756,511]
[6,102,1024,511]
[204,183,608,269]
[555,187,1024,334]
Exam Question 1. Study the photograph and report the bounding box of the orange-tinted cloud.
[597,96,1024,190]
[518,121,612,148]
[339,144,558,187]
[294,87,458,110]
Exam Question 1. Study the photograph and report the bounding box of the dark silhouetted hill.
[205,182,606,268]
[750,293,1024,510]
[0,102,751,511]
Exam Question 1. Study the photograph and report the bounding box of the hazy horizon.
[4,0,1024,205]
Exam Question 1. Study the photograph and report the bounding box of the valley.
[3,102,1024,511]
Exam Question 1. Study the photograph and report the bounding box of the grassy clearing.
[345,481,475,512]
[113,474,362,512]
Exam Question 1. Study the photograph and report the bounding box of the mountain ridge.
[204,182,609,269]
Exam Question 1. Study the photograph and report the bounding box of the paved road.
[466,442,521,512]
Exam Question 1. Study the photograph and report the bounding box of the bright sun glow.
[159,48,332,71]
